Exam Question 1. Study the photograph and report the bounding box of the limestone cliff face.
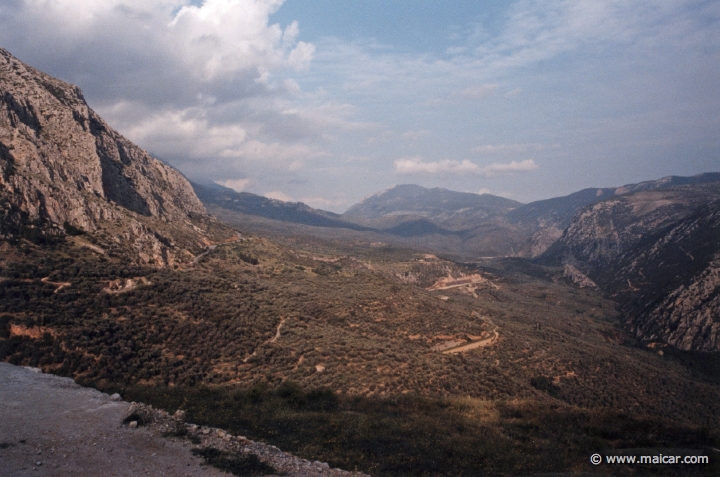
[540,185,720,351]
[512,174,720,258]
[543,186,720,270]
[0,48,215,264]
[611,201,720,352]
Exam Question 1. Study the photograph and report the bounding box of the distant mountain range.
[194,173,720,259]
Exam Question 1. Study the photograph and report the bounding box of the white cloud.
[460,84,498,99]
[215,178,251,192]
[482,159,538,176]
[395,157,538,177]
[401,129,430,140]
[217,140,327,167]
[473,143,545,154]
[265,190,294,202]
[395,157,481,174]
[4,0,313,95]
[300,196,350,211]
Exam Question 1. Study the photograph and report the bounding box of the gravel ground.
[0,363,370,477]
[0,363,231,477]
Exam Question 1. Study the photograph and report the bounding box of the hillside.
[0,48,231,265]
[3,231,720,475]
[193,182,372,232]
[595,200,720,351]
[540,182,720,351]
[343,184,521,222]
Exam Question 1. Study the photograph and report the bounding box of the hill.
[193,182,372,232]
[0,47,231,265]
[539,182,720,351]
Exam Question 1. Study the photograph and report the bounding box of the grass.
[115,383,720,477]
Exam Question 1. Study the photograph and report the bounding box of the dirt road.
[0,363,230,477]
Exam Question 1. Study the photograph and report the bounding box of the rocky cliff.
[540,182,720,351]
[542,183,720,269]
[599,200,720,351]
[0,48,219,264]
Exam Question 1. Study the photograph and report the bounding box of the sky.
[1,0,718,212]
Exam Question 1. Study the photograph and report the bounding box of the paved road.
[0,363,229,477]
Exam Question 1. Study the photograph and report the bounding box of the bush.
[530,375,558,396]
[306,387,339,412]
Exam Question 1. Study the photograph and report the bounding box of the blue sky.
[1,0,718,211]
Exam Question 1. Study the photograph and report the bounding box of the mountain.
[193,182,372,232]
[539,181,720,351]
[602,200,720,351]
[507,173,720,257]
[541,181,720,269]
[508,187,618,256]
[343,184,522,225]
[0,48,225,264]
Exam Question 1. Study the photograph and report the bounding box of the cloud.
[482,159,538,176]
[478,188,516,199]
[215,178,251,192]
[264,190,295,202]
[300,196,350,211]
[401,129,431,140]
[394,157,481,174]
[395,157,538,177]
[460,84,498,99]
[260,192,347,211]
[473,143,545,154]
[0,0,313,106]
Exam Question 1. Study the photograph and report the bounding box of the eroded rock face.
[541,188,720,352]
[616,202,720,351]
[640,255,720,351]
[0,47,211,264]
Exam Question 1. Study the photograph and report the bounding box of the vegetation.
[111,383,719,477]
[1,233,720,475]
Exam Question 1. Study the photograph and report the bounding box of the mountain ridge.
[538,182,720,351]
[0,47,227,265]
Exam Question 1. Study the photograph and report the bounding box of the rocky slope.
[540,182,720,351]
[597,200,720,351]
[0,48,222,265]
[541,182,720,270]
[508,173,720,257]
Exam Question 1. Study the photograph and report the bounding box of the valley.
[1,46,719,476]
